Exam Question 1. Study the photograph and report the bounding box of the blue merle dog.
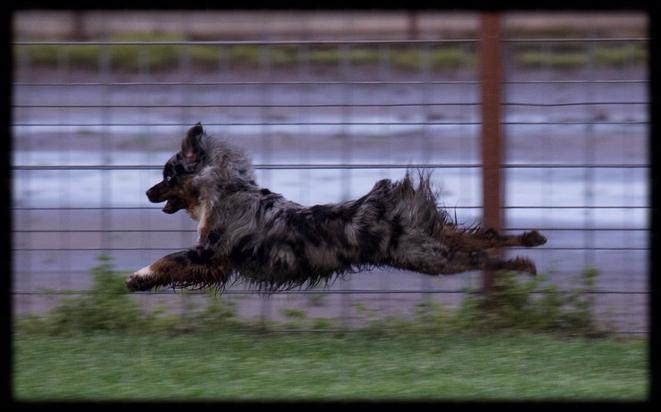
[126,123,547,292]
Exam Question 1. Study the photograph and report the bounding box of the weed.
[455,268,607,336]
[280,307,307,320]
[16,255,240,336]
[309,317,336,330]
[16,256,609,338]
[24,255,145,335]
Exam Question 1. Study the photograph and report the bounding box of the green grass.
[13,332,647,401]
[516,44,646,68]
[15,42,476,72]
[11,260,648,400]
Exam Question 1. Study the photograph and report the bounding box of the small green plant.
[15,260,609,338]
[309,317,336,330]
[15,255,241,336]
[411,300,455,335]
[280,307,307,320]
[353,302,372,316]
[514,44,646,69]
[30,255,145,335]
[278,307,308,329]
[455,268,606,336]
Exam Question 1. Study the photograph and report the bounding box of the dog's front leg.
[126,246,230,292]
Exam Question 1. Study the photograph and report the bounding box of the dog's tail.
[390,170,449,236]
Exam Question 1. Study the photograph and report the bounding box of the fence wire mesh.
[11,21,649,334]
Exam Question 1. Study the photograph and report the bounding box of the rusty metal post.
[480,12,504,293]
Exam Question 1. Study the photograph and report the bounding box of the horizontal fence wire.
[11,101,648,108]
[11,247,649,252]
[10,289,648,296]
[11,122,649,126]
[11,206,650,210]
[12,120,650,127]
[223,329,649,335]
[10,164,650,171]
[11,227,650,233]
[11,37,648,45]
[12,80,650,87]
[8,268,647,276]
[14,39,479,45]
[11,227,649,233]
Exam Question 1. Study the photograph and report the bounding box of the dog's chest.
[187,204,204,221]
[187,203,208,239]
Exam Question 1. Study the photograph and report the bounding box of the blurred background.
[12,10,648,335]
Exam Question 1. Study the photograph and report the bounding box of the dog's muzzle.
[146,181,183,214]
[146,181,168,203]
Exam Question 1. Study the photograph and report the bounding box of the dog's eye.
[165,175,174,183]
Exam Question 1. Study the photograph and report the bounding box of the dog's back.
[215,171,450,290]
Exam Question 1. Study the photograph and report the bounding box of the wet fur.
[126,124,547,293]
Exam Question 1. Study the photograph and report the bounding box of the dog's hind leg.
[126,246,230,292]
[426,250,538,276]
[388,233,539,276]
[441,228,546,252]
[385,232,452,274]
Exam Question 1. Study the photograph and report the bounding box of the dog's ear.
[182,122,205,164]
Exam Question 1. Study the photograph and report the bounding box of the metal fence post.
[480,12,504,293]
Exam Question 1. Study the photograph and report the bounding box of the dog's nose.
[145,187,159,202]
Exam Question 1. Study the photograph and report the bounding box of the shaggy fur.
[126,123,547,293]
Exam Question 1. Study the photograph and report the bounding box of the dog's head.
[146,123,206,214]
[147,123,257,215]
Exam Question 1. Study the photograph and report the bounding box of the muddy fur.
[126,123,547,293]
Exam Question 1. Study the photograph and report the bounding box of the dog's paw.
[521,230,547,247]
[126,265,155,292]
[504,256,538,276]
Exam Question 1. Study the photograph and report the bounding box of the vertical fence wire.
[298,44,311,206]
[626,39,641,323]
[378,43,392,319]
[180,44,193,319]
[583,40,596,269]
[17,46,32,314]
[260,44,273,329]
[57,47,71,292]
[100,45,112,254]
[542,42,554,274]
[339,43,353,329]
[138,45,151,315]
[297,44,312,316]
[420,43,433,307]
[459,41,472,291]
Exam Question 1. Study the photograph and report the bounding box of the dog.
[126,123,547,293]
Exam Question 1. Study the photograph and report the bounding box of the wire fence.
[11,24,649,334]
